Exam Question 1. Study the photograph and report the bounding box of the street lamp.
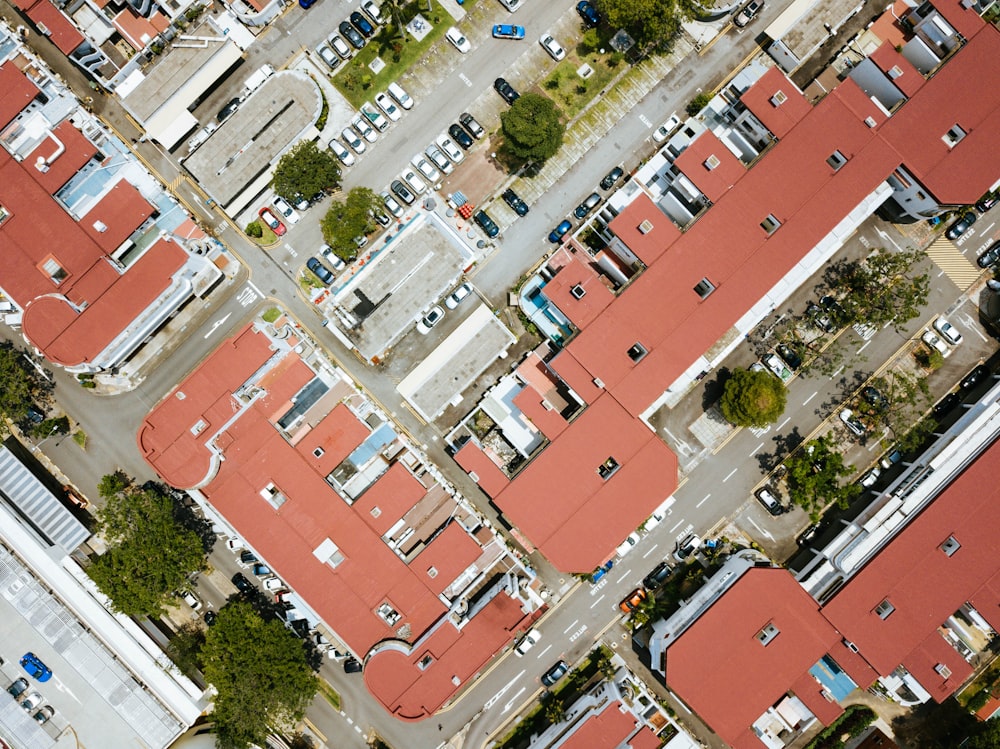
[31,423,60,453]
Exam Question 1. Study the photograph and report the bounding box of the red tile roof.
[605,192,682,266]
[868,44,924,99]
[539,249,615,330]
[673,129,746,204]
[292,402,369,479]
[26,121,99,195]
[453,441,511,497]
[740,68,812,138]
[352,462,428,537]
[411,522,482,596]
[560,701,642,749]
[81,179,156,252]
[21,0,85,54]
[0,63,40,129]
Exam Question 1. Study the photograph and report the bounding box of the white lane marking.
[831,365,845,378]
[696,493,711,508]
[459,73,472,87]
[639,113,652,127]
[502,687,526,713]
[563,619,579,634]
[858,340,871,354]
[749,442,764,456]
[590,595,605,609]
[803,391,818,405]
[536,644,552,659]
[615,569,632,584]
[669,519,684,533]
[203,312,232,338]
[778,416,791,430]
[746,517,774,540]
[642,543,659,558]
[483,670,526,710]
[723,467,738,482]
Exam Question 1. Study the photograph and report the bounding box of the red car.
[259,207,286,236]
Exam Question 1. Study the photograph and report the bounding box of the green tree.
[0,341,52,429]
[686,91,712,116]
[97,469,132,499]
[32,415,70,439]
[500,93,565,164]
[201,601,317,749]
[828,249,930,332]
[719,369,787,428]
[88,481,206,617]
[271,140,341,202]
[165,621,206,680]
[320,187,380,260]
[783,436,861,517]
[966,717,1000,749]
[543,698,567,724]
[596,0,696,51]
[245,220,263,238]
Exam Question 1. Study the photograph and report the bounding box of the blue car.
[19,653,52,682]
[492,24,525,40]
[298,0,317,8]
[350,11,375,38]
[577,1,600,27]
[548,219,572,243]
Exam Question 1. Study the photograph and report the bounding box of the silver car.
[436,134,464,163]
[380,190,403,218]
[375,92,401,121]
[411,154,440,183]
[425,144,453,174]
[342,126,366,154]
[328,138,355,166]
[317,43,339,68]
[352,114,377,143]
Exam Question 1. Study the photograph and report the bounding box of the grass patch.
[262,307,281,324]
[299,272,325,292]
[72,430,87,449]
[333,1,451,109]
[317,680,341,711]
[540,31,621,121]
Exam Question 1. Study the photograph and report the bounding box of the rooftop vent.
[888,65,903,79]
[770,90,787,107]
[638,219,654,234]
[704,154,720,170]
[756,623,780,646]
[92,220,108,233]
[570,284,586,299]
[865,116,877,128]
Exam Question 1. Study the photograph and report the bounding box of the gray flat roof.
[339,220,467,360]
[184,72,319,207]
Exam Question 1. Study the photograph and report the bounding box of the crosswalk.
[925,237,981,289]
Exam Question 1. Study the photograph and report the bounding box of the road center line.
[723,467,738,482]
[803,391,818,405]
[563,619,579,634]
[696,493,711,508]
[749,442,764,457]
[830,365,845,379]
[590,594,605,609]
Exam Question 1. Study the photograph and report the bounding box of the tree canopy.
[87,477,206,618]
[0,341,52,430]
[320,187,380,260]
[784,436,860,517]
[826,249,930,332]
[271,140,341,202]
[719,368,787,428]
[500,93,565,163]
[201,601,317,749]
[595,0,697,51]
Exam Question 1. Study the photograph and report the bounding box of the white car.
[361,0,382,23]
[317,43,339,69]
[436,133,464,163]
[329,138,355,166]
[446,26,472,53]
[839,408,867,437]
[674,534,702,562]
[425,145,453,174]
[380,191,403,218]
[352,114,377,143]
[361,102,389,131]
[375,92,402,121]
[387,82,414,110]
[319,244,346,271]
[514,628,541,656]
[262,577,284,592]
[401,169,427,195]
[653,113,681,142]
[922,329,951,357]
[539,34,565,61]
[181,590,202,611]
[342,126,366,154]
[445,282,473,309]
[499,0,520,10]
[411,154,440,183]
[933,317,963,346]
[330,35,352,59]
[416,305,444,334]
[615,532,640,558]
[272,196,299,224]
[225,538,243,553]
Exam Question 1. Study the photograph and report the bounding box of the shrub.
[245,220,263,238]
[686,92,711,116]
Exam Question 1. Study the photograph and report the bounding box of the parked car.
[619,587,647,613]
[299,0,317,9]
[499,0,521,9]
[460,112,485,139]
[20,692,42,711]
[339,20,365,49]
[493,77,520,104]
[319,244,346,271]
[502,188,529,216]
[350,11,374,37]
[343,657,363,673]
[361,0,382,23]
[860,466,881,488]
[652,113,681,143]
[359,102,389,131]
[239,550,258,567]
[933,317,963,346]
[375,92,402,121]
[539,33,566,61]
[642,561,673,590]
[262,576,284,592]
[416,306,445,334]
[330,34,352,58]
[411,154,440,183]
[272,196,299,224]
[254,206,285,236]
[862,385,887,409]
[880,448,903,470]
[32,705,54,725]
[203,610,218,626]
[329,138,355,167]
[445,282,474,309]
[933,392,961,417]
[390,179,416,205]
[180,590,202,611]
[387,82,414,110]
[673,534,701,562]
[922,329,950,357]
[734,0,764,27]
[7,678,28,698]
[976,194,999,213]
[352,114,377,143]
[493,23,525,39]
[514,628,541,656]
[306,257,335,285]
[317,43,339,69]
[381,191,404,218]
[839,408,867,438]
[425,144,453,174]
[763,353,791,381]
[574,191,602,219]
[541,660,569,687]
[232,572,254,593]
[945,212,976,239]
[977,241,1000,268]
[615,532,640,558]
[755,486,784,515]
[474,210,500,238]
[548,219,572,243]
[217,97,241,122]
[342,126,366,154]
[961,364,990,392]
[776,343,802,370]
[576,0,600,27]
[807,302,836,333]
[401,169,427,195]
[446,26,471,53]
[436,133,465,162]
[449,123,474,149]
[600,166,624,190]
[797,522,821,546]
[371,208,391,227]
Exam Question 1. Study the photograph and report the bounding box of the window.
[704,154,720,170]
[190,419,206,436]
[756,623,780,646]
[377,602,401,626]
[41,257,67,284]
[875,599,895,619]
[943,124,966,147]
[638,219,654,234]
[627,343,648,362]
[0,204,8,225]
[570,284,586,299]
[259,482,286,510]
[426,566,438,579]
[826,150,847,170]
[418,654,434,670]
[935,663,952,678]
[888,64,903,79]
[694,278,716,299]
[940,535,960,556]
[760,214,781,234]
[771,90,787,106]
[598,457,620,480]
[313,446,325,458]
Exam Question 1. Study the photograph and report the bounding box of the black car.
[343,657,363,674]
[961,364,990,392]
[306,257,335,285]
[203,610,218,626]
[945,212,976,240]
[642,561,673,590]
[339,20,365,49]
[600,166,624,190]
[231,572,253,594]
[977,194,999,213]
[977,241,1000,268]
[493,77,520,105]
[576,0,600,27]
[502,188,529,216]
[796,522,820,546]
[776,343,802,371]
[217,97,241,122]
[7,678,28,698]
[541,660,569,687]
[573,191,601,219]
[474,210,500,238]
[390,179,416,205]
[449,123,474,149]
[861,385,887,409]
[806,302,836,333]
[350,11,374,37]
[459,112,485,139]
[933,392,961,418]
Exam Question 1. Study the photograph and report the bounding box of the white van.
[244,63,275,95]
[387,82,413,110]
